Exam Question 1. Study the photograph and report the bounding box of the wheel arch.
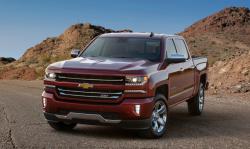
[155,84,168,103]
[200,73,207,86]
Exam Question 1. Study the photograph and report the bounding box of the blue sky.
[0,0,249,59]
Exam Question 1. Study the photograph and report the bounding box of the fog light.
[42,98,47,108]
[132,77,138,83]
[135,105,140,115]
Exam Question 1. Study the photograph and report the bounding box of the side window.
[165,39,177,58]
[174,39,189,59]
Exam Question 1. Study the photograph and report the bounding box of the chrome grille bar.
[57,87,122,100]
[59,92,120,99]
[58,88,122,95]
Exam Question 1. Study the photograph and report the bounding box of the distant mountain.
[0,57,16,65]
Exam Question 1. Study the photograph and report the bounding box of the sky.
[0,0,250,59]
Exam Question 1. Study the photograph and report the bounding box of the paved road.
[0,80,250,149]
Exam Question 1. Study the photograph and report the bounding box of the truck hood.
[48,57,160,73]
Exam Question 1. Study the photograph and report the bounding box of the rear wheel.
[48,121,77,131]
[188,82,205,115]
[140,94,168,138]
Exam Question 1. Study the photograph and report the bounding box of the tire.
[48,121,77,131]
[188,82,205,115]
[139,94,168,138]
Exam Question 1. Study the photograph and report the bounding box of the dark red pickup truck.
[42,32,208,138]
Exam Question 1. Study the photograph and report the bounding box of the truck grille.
[56,73,125,85]
[57,87,123,100]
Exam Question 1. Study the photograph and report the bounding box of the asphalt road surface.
[0,80,250,149]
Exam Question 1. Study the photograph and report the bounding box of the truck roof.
[100,32,182,39]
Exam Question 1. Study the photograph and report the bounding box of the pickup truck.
[42,32,208,138]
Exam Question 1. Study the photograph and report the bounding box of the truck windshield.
[80,37,161,62]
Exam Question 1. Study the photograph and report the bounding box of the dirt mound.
[0,66,36,80]
[209,51,250,94]
[0,23,131,80]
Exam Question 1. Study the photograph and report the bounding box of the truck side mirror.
[165,55,186,64]
[71,49,81,58]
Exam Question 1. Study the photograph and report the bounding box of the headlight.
[45,72,56,80]
[125,76,148,85]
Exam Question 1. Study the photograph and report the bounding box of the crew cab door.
[165,38,195,104]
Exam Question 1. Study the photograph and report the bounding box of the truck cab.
[42,32,208,138]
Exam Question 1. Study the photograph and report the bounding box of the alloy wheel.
[198,85,205,112]
[152,101,167,134]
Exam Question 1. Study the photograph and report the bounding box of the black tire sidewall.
[188,82,205,115]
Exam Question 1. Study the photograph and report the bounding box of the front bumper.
[44,112,151,129]
[42,91,154,129]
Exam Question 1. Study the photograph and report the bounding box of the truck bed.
[192,56,208,66]
[192,56,208,72]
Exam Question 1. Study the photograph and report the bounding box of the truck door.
[172,38,195,101]
[165,38,195,104]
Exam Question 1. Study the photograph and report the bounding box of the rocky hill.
[0,23,131,80]
[180,7,250,65]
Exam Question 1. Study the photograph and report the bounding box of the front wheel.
[139,94,168,138]
[188,82,205,115]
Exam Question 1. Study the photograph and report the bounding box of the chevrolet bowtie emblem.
[78,83,94,89]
